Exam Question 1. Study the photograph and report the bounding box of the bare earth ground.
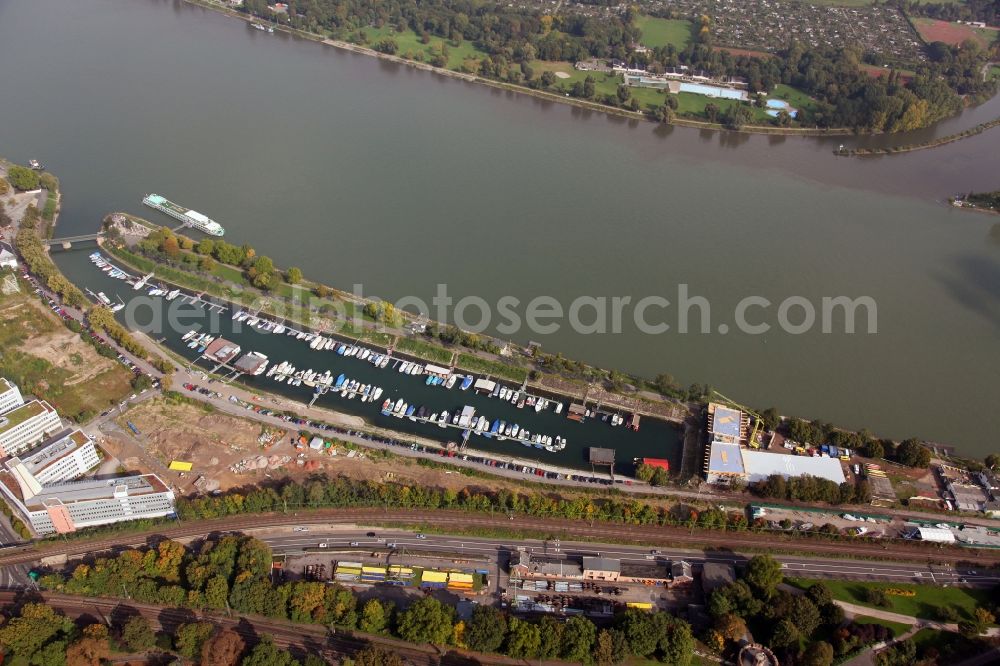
[0,290,132,417]
[102,396,680,508]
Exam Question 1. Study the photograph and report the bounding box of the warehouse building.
[705,442,846,485]
[909,526,956,544]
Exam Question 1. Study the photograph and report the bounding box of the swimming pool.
[677,82,748,101]
[765,98,798,118]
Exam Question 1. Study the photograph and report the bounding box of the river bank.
[185,0,855,137]
[836,114,1000,156]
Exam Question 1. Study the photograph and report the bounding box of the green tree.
[175,622,215,659]
[121,616,156,652]
[654,613,694,665]
[505,618,541,659]
[635,464,655,482]
[241,635,300,666]
[0,603,73,659]
[464,605,507,653]
[769,618,800,651]
[744,555,782,598]
[395,597,454,644]
[352,646,403,666]
[358,599,391,635]
[28,640,66,666]
[894,439,931,467]
[617,608,657,656]
[560,616,597,662]
[7,165,40,191]
[759,407,780,431]
[801,640,834,666]
[286,267,303,284]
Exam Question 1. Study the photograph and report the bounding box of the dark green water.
[2,0,999,455]
[60,249,681,471]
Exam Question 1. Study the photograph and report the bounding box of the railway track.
[1,508,998,569]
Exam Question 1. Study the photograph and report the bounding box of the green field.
[528,60,772,121]
[634,16,692,49]
[456,353,527,383]
[991,65,1000,81]
[770,83,818,115]
[789,578,994,621]
[853,615,913,637]
[395,337,453,365]
[359,26,485,71]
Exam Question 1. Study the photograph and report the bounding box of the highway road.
[256,529,1000,586]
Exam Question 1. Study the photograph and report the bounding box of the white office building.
[0,378,24,415]
[0,473,176,535]
[9,429,100,486]
[0,400,63,457]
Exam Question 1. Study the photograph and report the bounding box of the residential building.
[9,429,100,486]
[0,400,62,457]
[0,378,24,415]
[0,472,175,535]
[670,560,693,587]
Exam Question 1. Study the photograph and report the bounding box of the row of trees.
[0,601,397,666]
[14,206,89,309]
[751,473,872,505]
[242,0,995,132]
[6,164,40,191]
[780,416,932,468]
[40,535,694,664]
[136,228,284,290]
[170,474,770,534]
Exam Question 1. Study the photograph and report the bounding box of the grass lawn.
[789,578,994,621]
[770,83,818,114]
[991,65,1000,81]
[853,615,913,637]
[395,337,453,365]
[456,353,527,383]
[359,26,485,71]
[634,16,692,49]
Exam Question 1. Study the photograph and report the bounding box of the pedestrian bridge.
[44,233,102,249]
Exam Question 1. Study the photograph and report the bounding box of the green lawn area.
[529,60,771,121]
[853,615,913,638]
[456,353,527,383]
[359,26,485,71]
[789,578,994,621]
[991,65,1000,81]
[634,16,692,49]
[395,337,453,365]
[770,83,818,114]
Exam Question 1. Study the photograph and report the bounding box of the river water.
[1,0,998,456]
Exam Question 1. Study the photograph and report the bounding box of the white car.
[319,543,329,548]
[416,534,427,539]
[293,527,309,532]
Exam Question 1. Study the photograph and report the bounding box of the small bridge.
[45,233,102,249]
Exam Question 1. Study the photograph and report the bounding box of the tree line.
[0,598,403,666]
[237,0,996,132]
[38,534,695,665]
